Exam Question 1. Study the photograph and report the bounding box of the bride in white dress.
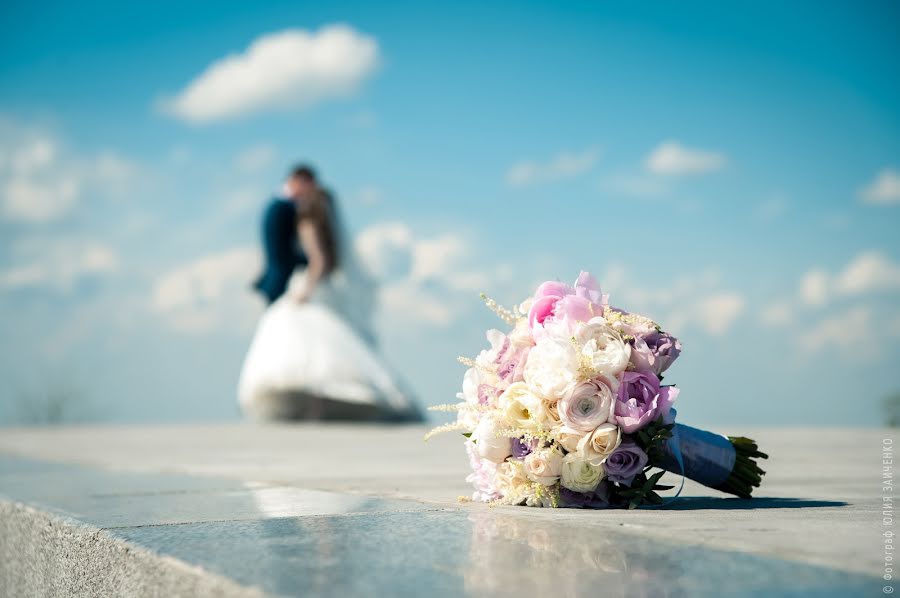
[238,189,423,422]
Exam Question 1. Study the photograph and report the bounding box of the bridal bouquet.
[427,272,766,509]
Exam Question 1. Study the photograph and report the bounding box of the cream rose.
[576,422,622,465]
[575,318,631,378]
[552,424,586,453]
[524,336,580,400]
[498,382,553,431]
[474,414,513,464]
[524,446,563,486]
[560,452,605,493]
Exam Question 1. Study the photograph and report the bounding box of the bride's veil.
[325,191,378,347]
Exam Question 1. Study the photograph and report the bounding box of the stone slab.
[0,423,892,596]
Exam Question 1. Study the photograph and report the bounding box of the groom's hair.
[290,164,317,182]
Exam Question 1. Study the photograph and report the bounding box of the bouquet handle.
[659,423,768,498]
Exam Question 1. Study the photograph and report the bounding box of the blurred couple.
[238,164,422,422]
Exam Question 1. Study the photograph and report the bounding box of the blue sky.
[1,0,899,426]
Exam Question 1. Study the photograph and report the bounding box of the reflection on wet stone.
[115,509,879,598]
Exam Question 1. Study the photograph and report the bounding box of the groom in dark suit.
[253,165,317,304]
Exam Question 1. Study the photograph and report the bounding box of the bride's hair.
[299,188,339,275]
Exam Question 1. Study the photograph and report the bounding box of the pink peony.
[527,271,608,334]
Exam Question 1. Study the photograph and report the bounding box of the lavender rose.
[604,439,649,485]
[630,331,682,376]
[559,480,615,509]
[511,437,537,459]
[614,370,679,433]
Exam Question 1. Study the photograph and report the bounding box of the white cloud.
[665,292,744,336]
[151,247,261,333]
[834,252,900,296]
[799,306,873,355]
[506,148,599,187]
[795,252,900,309]
[0,237,118,292]
[355,222,414,280]
[800,269,829,306]
[645,141,726,176]
[233,143,277,173]
[607,268,745,336]
[355,222,497,327]
[160,25,380,124]
[859,168,900,205]
[379,278,456,327]
[0,122,140,223]
[696,293,745,335]
[762,252,900,353]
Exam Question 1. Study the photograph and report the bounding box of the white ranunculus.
[576,423,622,465]
[560,452,605,493]
[524,336,580,400]
[575,318,631,378]
[558,378,616,433]
[474,414,513,464]
[524,446,563,486]
[498,382,553,431]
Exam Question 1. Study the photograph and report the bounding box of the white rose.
[498,382,553,431]
[524,446,563,486]
[560,452,605,493]
[576,422,622,465]
[575,318,631,378]
[474,414,513,464]
[524,336,580,400]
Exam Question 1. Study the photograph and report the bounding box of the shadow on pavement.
[662,496,848,510]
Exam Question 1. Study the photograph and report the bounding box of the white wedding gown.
[238,270,423,422]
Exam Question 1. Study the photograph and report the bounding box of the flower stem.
[713,436,768,498]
